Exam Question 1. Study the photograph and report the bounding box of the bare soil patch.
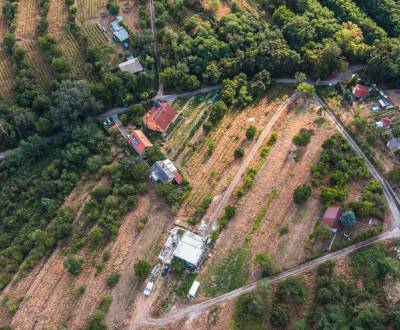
[387,89,400,107]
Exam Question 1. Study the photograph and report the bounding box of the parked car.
[103,117,113,126]
[161,265,169,277]
[144,281,154,296]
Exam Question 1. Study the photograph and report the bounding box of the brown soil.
[200,0,231,21]
[119,0,141,32]
[15,0,38,39]
[200,99,335,279]
[387,90,400,107]
[0,176,174,330]
[178,88,291,221]
[48,0,68,34]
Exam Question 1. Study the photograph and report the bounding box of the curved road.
[132,228,399,329]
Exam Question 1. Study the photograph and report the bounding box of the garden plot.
[177,87,291,221]
[15,0,38,39]
[0,50,14,103]
[48,0,68,34]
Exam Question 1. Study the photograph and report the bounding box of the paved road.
[132,228,400,329]
[273,64,366,86]
[314,94,400,228]
[206,92,299,234]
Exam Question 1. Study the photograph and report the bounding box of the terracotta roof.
[145,102,178,133]
[382,117,393,127]
[322,206,342,229]
[129,129,153,155]
[352,84,369,99]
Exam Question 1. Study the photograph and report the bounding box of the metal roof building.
[119,57,143,74]
[173,231,205,269]
[111,20,129,43]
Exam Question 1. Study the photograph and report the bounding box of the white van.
[144,281,154,296]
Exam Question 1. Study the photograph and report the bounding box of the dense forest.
[0,0,399,292]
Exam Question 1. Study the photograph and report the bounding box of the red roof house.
[382,117,393,128]
[322,207,342,230]
[352,84,369,99]
[128,129,153,156]
[144,102,178,133]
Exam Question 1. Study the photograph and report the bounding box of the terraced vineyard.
[0,0,7,40]
[0,51,14,104]
[76,0,117,20]
[48,0,68,34]
[81,23,109,46]
[58,31,97,81]
[15,0,38,38]
[21,40,53,89]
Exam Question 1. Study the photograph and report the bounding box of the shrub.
[276,277,305,304]
[234,148,244,159]
[224,205,236,219]
[63,255,83,276]
[320,187,346,205]
[293,184,311,204]
[246,125,257,139]
[106,272,121,288]
[293,131,312,146]
[254,253,274,277]
[134,260,151,279]
[270,303,290,327]
[340,210,356,227]
[208,141,216,154]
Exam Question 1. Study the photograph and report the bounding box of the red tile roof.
[174,171,183,185]
[144,102,178,133]
[322,207,342,229]
[382,117,393,127]
[352,84,369,99]
[129,129,153,155]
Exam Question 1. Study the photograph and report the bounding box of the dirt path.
[131,228,400,329]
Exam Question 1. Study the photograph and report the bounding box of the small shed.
[322,207,342,230]
[173,231,205,269]
[110,20,129,43]
[352,84,369,99]
[387,138,400,152]
[119,57,143,74]
[188,281,200,299]
[128,129,152,156]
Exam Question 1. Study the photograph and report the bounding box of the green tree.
[254,253,274,277]
[340,210,356,227]
[388,166,400,185]
[270,303,290,327]
[106,272,121,288]
[234,148,244,159]
[293,184,311,204]
[246,126,257,140]
[64,255,83,276]
[296,82,315,98]
[134,260,151,279]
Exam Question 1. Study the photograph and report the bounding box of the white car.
[144,281,154,296]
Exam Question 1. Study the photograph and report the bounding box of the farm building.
[387,138,400,152]
[172,230,206,269]
[144,102,178,133]
[352,84,369,99]
[150,159,183,184]
[158,227,206,270]
[119,57,143,74]
[110,19,129,45]
[128,129,152,156]
[322,207,342,231]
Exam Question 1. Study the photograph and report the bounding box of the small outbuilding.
[387,138,400,152]
[110,20,129,44]
[128,129,153,156]
[119,57,143,74]
[150,159,183,184]
[352,84,369,99]
[188,281,200,299]
[322,207,342,231]
[144,102,178,133]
